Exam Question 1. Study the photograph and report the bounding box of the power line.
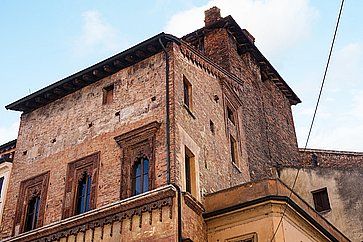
[270,0,345,241]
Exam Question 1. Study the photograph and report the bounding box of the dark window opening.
[75,172,92,215]
[311,153,318,166]
[185,151,192,194]
[133,157,149,196]
[210,120,215,134]
[184,147,196,196]
[24,196,41,232]
[312,188,331,212]
[103,84,114,104]
[0,176,4,198]
[183,76,192,109]
[230,135,238,164]
[227,106,235,124]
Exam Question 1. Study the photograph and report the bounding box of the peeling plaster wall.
[280,167,363,241]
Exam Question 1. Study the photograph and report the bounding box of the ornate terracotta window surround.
[62,152,100,219]
[114,121,160,199]
[13,171,50,235]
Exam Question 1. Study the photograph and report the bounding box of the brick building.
[0,140,16,226]
[1,6,359,242]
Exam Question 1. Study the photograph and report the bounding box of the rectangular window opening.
[230,135,238,164]
[183,76,192,109]
[227,106,235,124]
[185,147,196,197]
[312,187,331,212]
[103,84,114,105]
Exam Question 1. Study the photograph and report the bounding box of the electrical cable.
[269,0,345,241]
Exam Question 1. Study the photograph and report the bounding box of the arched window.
[75,172,92,215]
[24,195,41,232]
[133,157,149,196]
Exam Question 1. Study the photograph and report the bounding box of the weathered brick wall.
[280,167,363,241]
[172,44,251,196]
[201,25,299,180]
[1,53,170,237]
[299,149,363,169]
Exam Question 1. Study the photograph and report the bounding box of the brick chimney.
[204,6,221,26]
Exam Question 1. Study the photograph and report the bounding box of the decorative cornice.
[114,121,161,148]
[6,34,181,113]
[4,185,176,242]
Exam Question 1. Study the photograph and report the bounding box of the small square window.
[312,188,331,212]
[103,84,114,104]
[183,76,192,109]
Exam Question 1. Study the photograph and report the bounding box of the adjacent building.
[0,140,16,226]
[0,6,360,242]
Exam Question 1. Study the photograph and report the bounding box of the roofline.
[204,178,350,242]
[182,15,301,105]
[203,195,347,242]
[6,33,181,112]
[0,139,17,152]
[299,148,363,156]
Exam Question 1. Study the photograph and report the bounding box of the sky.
[0,0,362,151]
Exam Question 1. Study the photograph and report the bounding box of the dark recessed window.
[230,135,238,164]
[210,120,215,134]
[0,176,4,198]
[75,172,92,215]
[62,153,99,219]
[183,76,192,109]
[312,188,331,212]
[132,157,149,196]
[227,106,235,124]
[24,196,41,232]
[185,151,192,194]
[103,84,114,104]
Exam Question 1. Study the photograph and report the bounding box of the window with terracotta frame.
[132,156,150,196]
[62,153,99,219]
[13,172,49,235]
[115,121,160,199]
[102,84,114,105]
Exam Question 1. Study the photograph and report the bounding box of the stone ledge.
[3,185,176,242]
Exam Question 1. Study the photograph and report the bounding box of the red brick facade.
[2,6,334,242]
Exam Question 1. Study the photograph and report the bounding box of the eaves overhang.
[5,33,181,113]
[182,15,301,105]
[0,139,17,153]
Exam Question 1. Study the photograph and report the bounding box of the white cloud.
[0,121,19,144]
[327,43,362,87]
[73,10,127,57]
[164,0,318,57]
[294,42,363,151]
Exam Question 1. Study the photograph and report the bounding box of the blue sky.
[1,0,362,151]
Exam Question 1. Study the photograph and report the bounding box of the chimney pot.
[204,6,221,26]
